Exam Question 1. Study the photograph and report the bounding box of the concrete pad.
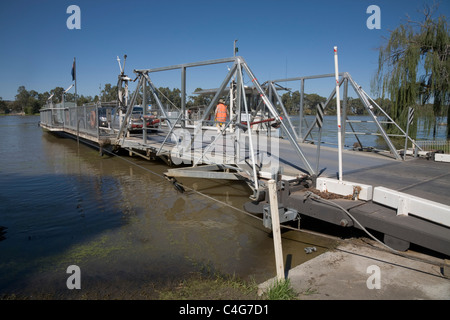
[259,242,450,300]
[435,153,450,163]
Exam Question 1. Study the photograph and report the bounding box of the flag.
[71,58,76,81]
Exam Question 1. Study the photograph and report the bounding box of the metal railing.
[40,102,117,139]
[416,140,450,154]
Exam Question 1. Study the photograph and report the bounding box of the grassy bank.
[158,273,298,300]
[1,272,298,300]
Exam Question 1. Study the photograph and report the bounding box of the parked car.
[128,106,144,131]
[128,106,162,132]
[98,108,109,128]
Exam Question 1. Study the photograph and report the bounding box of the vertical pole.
[299,78,304,139]
[316,130,322,177]
[74,57,77,107]
[230,81,234,133]
[342,77,348,148]
[239,62,259,191]
[334,47,343,181]
[315,103,324,177]
[235,67,242,164]
[413,139,418,158]
[268,179,284,281]
[404,107,412,161]
[181,66,186,128]
[96,105,99,139]
[142,78,147,144]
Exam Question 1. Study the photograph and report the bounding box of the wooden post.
[268,179,285,281]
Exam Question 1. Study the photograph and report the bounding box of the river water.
[0,115,337,299]
[288,115,448,149]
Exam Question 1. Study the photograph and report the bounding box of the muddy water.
[0,116,336,299]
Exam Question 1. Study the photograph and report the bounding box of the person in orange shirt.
[215,98,228,133]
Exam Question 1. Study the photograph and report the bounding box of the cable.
[303,191,400,253]
[76,137,448,271]
[302,191,450,272]
[154,87,180,112]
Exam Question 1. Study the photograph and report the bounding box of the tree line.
[1,81,442,140]
[0,82,373,117]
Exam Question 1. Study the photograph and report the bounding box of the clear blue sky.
[0,0,449,101]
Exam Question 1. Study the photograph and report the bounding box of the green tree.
[101,83,118,102]
[373,4,450,139]
[14,86,42,114]
[304,93,326,113]
[0,97,8,114]
[279,91,300,115]
[157,87,181,109]
[188,88,211,107]
[38,92,51,108]
[49,87,65,104]
[281,91,293,114]
[27,90,41,114]
[77,95,94,106]
[15,86,30,113]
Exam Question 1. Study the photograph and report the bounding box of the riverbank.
[0,271,262,300]
[258,240,450,300]
[4,238,448,301]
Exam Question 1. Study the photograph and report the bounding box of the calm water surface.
[0,115,334,299]
[288,115,448,148]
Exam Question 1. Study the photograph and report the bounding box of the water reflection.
[0,116,336,299]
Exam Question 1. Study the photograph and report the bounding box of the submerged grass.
[158,272,299,300]
[158,272,261,300]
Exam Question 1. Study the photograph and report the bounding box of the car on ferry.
[98,108,109,128]
[128,106,144,131]
[128,106,163,132]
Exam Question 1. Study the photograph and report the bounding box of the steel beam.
[134,57,237,73]
[117,75,144,140]
[181,67,186,128]
[346,74,401,160]
[193,61,238,138]
[240,58,316,176]
[270,81,299,140]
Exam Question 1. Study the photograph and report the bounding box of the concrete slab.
[259,242,450,300]
[435,153,450,163]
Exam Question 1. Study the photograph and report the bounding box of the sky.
[0,0,449,101]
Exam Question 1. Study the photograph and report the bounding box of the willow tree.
[373,5,450,139]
